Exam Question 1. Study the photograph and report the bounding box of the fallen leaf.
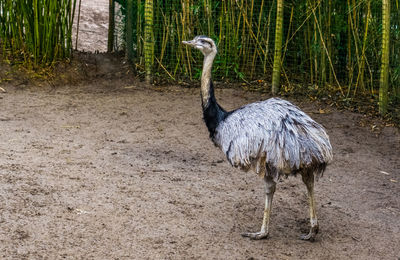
[380,171,390,175]
[390,179,397,183]
[75,208,89,215]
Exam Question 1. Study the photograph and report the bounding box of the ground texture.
[0,65,399,259]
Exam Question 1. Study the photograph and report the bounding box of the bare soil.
[0,54,399,260]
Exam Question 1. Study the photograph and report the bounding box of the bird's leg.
[300,171,319,241]
[241,175,276,240]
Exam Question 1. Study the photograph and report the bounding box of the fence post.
[126,0,134,62]
[271,0,284,95]
[144,0,154,84]
[379,0,390,114]
[74,0,82,51]
[107,0,115,53]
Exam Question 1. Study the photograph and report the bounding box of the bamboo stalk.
[75,0,82,51]
[0,0,76,67]
[271,0,284,94]
[33,0,39,65]
[313,0,318,85]
[347,0,354,91]
[144,0,154,84]
[263,0,275,73]
[347,0,362,96]
[379,0,390,114]
[327,0,332,84]
[319,2,326,86]
[354,0,370,95]
[281,5,294,66]
[310,3,343,95]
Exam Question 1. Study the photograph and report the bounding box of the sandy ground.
[1,1,399,259]
[0,64,399,259]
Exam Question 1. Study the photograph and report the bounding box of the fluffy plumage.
[183,35,332,241]
[213,97,332,180]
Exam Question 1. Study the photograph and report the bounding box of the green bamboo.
[379,0,390,114]
[327,0,333,84]
[144,0,154,83]
[136,0,143,63]
[271,0,284,94]
[75,0,82,51]
[311,2,343,95]
[313,0,318,85]
[319,3,326,86]
[305,1,313,84]
[0,0,76,67]
[104,0,398,121]
[33,0,39,65]
[354,0,370,95]
[263,0,274,74]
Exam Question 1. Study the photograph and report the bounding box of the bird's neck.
[200,51,227,139]
[201,52,217,108]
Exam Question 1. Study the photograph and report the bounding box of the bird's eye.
[200,40,212,48]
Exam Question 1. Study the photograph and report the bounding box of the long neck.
[200,51,227,139]
[200,52,217,108]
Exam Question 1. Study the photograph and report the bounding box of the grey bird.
[182,35,333,240]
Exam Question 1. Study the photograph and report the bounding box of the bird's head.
[182,35,217,56]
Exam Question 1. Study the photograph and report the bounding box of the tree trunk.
[107,0,115,53]
[271,0,284,95]
[379,0,390,114]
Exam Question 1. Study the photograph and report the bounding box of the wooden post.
[107,0,115,53]
[126,0,134,62]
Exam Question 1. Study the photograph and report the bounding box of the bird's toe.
[300,232,314,241]
[300,226,318,241]
[241,231,269,240]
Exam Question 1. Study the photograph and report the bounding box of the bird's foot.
[300,225,319,241]
[241,231,269,240]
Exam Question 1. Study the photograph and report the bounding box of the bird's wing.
[214,98,332,174]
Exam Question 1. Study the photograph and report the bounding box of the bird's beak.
[182,40,194,46]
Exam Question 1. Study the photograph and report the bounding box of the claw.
[241,231,269,240]
[300,232,315,241]
[300,226,319,241]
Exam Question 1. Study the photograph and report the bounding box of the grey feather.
[183,35,331,240]
[213,98,333,180]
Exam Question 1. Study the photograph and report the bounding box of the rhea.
[182,36,333,240]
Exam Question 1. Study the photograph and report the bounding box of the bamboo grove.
[114,0,399,114]
[0,0,398,115]
[0,0,77,67]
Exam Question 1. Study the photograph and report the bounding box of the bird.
[182,35,333,241]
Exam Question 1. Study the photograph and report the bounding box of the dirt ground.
[1,0,399,258]
[0,54,399,260]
